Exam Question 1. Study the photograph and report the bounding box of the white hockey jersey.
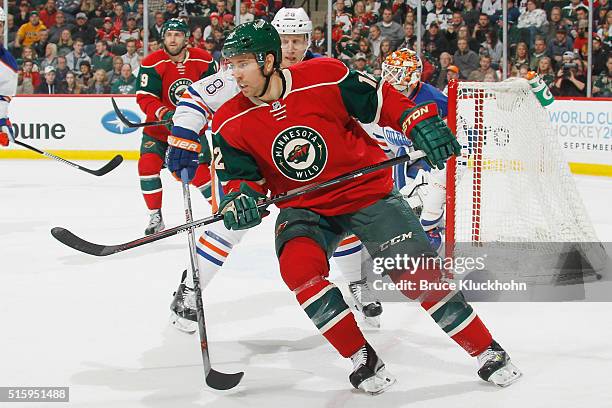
[0,44,19,119]
[171,70,241,144]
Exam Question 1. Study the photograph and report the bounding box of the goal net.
[445,78,608,284]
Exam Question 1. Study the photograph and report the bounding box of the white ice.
[1,160,611,408]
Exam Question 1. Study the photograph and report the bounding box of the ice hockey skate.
[477,340,522,387]
[348,278,383,328]
[145,209,164,235]
[169,270,197,333]
[350,342,396,394]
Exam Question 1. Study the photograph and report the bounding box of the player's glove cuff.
[168,135,202,153]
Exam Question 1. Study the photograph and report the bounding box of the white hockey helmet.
[0,6,6,23]
[272,7,313,44]
[381,48,423,92]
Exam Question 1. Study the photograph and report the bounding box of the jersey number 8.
[205,79,225,96]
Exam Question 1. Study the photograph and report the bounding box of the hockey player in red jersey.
[135,18,216,235]
[198,21,521,394]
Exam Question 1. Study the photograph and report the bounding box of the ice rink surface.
[1,160,611,408]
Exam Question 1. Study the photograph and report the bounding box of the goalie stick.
[111,97,171,128]
[179,169,244,390]
[51,150,427,256]
[12,139,123,176]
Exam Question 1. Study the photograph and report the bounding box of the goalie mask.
[381,48,422,92]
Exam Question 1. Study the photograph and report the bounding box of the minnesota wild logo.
[168,78,193,106]
[271,126,328,182]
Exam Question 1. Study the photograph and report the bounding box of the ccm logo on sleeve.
[401,103,438,136]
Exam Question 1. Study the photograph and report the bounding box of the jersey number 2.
[213,146,225,170]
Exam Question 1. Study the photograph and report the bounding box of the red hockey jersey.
[136,47,215,142]
[211,58,420,216]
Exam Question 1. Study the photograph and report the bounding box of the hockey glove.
[157,108,175,131]
[0,118,14,147]
[401,103,461,170]
[218,182,269,230]
[166,132,201,182]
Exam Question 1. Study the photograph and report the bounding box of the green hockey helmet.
[161,18,190,38]
[222,20,281,68]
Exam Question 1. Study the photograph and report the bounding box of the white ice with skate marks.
[1,160,612,407]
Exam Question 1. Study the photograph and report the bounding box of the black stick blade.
[206,369,244,390]
[51,227,118,256]
[89,154,124,176]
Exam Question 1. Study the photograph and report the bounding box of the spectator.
[551,51,586,96]
[461,0,479,28]
[436,51,453,90]
[358,37,376,66]
[215,0,229,17]
[591,35,609,76]
[203,12,221,39]
[80,0,98,18]
[14,1,31,28]
[239,2,255,23]
[97,17,120,45]
[35,65,66,94]
[150,12,165,41]
[221,13,235,35]
[536,56,555,87]
[39,0,58,29]
[472,13,491,44]
[481,0,503,19]
[425,0,452,31]
[445,11,464,45]
[480,30,503,66]
[404,9,426,35]
[86,68,111,94]
[517,0,548,46]
[311,26,327,54]
[545,6,565,42]
[452,25,479,54]
[62,71,83,94]
[56,29,73,56]
[17,59,41,94]
[77,60,93,90]
[17,46,38,67]
[376,8,404,49]
[204,36,221,61]
[334,0,353,34]
[352,1,376,27]
[56,0,81,16]
[189,26,206,49]
[364,0,381,17]
[511,41,530,70]
[164,0,180,21]
[71,12,97,46]
[55,55,69,81]
[506,0,521,24]
[468,55,498,81]
[148,38,161,53]
[16,10,47,49]
[110,3,127,32]
[100,0,115,16]
[107,56,125,85]
[178,10,190,25]
[562,0,587,23]
[48,11,73,44]
[443,65,460,94]
[592,56,612,97]
[547,27,573,68]
[572,19,589,55]
[454,37,479,79]
[352,52,373,74]
[368,24,385,58]
[65,39,91,72]
[399,23,416,50]
[423,22,449,57]
[33,30,50,58]
[373,38,393,72]
[39,42,58,71]
[119,16,140,44]
[91,40,113,72]
[5,14,18,50]
[121,39,140,71]
[596,11,611,47]
[529,36,548,70]
[123,0,140,16]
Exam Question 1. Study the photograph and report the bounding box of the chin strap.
[257,53,281,98]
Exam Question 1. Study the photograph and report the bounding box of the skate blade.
[169,313,196,334]
[488,361,522,387]
[358,368,396,395]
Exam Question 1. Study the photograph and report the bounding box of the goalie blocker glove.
[218,182,269,230]
[400,102,461,170]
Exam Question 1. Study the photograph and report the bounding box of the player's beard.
[164,41,187,57]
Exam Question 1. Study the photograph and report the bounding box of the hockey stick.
[111,97,171,128]
[12,139,123,176]
[180,169,244,390]
[51,150,427,256]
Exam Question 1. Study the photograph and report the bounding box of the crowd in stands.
[3,0,611,96]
